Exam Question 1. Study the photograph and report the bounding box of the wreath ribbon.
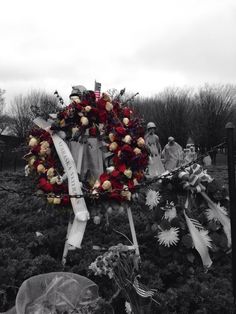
[184,208,212,268]
[34,117,89,248]
[179,164,231,248]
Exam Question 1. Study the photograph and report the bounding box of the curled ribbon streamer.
[184,207,212,268]
[180,165,231,248]
[200,189,231,248]
[34,117,90,248]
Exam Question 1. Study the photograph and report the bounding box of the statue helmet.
[147,122,156,129]
[69,85,87,99]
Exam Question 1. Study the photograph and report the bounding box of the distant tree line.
[0,85,236,151]
[132,84,236,150]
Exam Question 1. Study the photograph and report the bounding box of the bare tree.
[133,88,194,147]
[0,89,5,115]
[0,114,15,135]
[26,90,61,119]
[9,95,33,138]
[192,84,236,150]
[9,90,61,138]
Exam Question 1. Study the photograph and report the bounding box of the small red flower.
[98,110,108,123]
[115,127,127,137]
[89,127,98,137]
[123,107,132,118]
[38,177,53,192]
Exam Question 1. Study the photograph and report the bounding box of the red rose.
[97,98,106,110]
[127,179,135,190]
[110,178,123,190]
[99,173,110,183]
[134,171,144,182]
[75,103,83,111]
[89,127,97,137]
[90,107,99,116]
[120,144,135,159]
[61,195,70,205]
[38,177,53,192]
[98,110,108,123]
[33,160,41,169]
[31,145,40,155]
[112,155,121,167]
[115,127,127,136]
[109,191,123,202]
[110,170,120,178]
[123,107,132,118]
[117,163,126,172]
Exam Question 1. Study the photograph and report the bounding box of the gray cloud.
[1,0,236,105]
[131,12,236,82]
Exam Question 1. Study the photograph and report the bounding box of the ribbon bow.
[178,164,213,193]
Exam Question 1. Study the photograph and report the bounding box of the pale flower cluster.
[88,251,116,279]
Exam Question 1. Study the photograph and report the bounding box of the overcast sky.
[0,0,236,106]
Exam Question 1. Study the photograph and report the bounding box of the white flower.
[145,189,161,210]
[157,227,179,247]
[125,301,132,314]
[80,116,89,126]
[88,262,103,276]
[24,165,30,177]
[162,201,177,221]
[198,230,212,249]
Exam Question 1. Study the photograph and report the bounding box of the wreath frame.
[25,90,149,205]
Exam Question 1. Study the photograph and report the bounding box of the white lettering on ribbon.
[34,117,89,248]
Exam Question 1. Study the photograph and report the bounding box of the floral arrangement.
[24,90,149,205]
[136,163,231,268]
[89,243,157,314]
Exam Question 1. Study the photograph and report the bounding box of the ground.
[0,153,235,313]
